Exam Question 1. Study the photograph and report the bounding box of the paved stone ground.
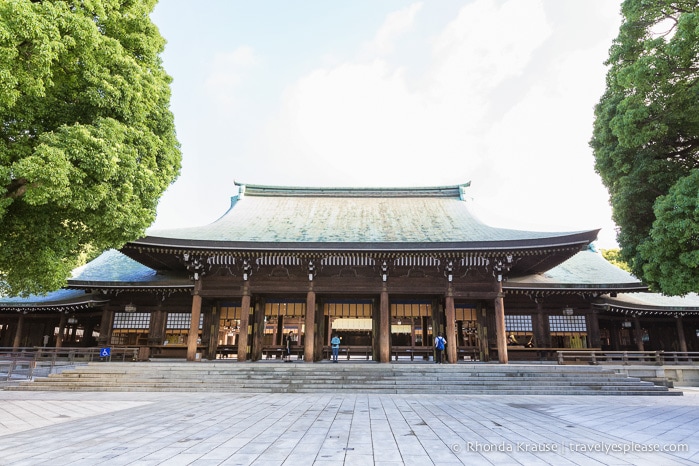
[0,388,698,465]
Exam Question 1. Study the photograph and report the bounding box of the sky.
[149,0,624,248]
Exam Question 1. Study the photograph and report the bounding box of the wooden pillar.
[422,316,429,347]
[494,281,508,364]
[676,316,688,353]
[69,321,78,343]
[206,304,219,360]
[588,309,601,349]
[238,285,251,361]
[304,286,316,363]
[379,284,390,363]
[533,299,546,348]
[148,308,167,346]
[12,312,25,349]
[633,315,644,351]
[83,319,97,346]
[276,315,284,346]
[314,307,326,361]
[477,303,489,361]
[186,280,202,361]
[251,299,265,361]
[610,320,620,350]
[97,308,114,347]
[445,291,456,363]
[56,312,67,348]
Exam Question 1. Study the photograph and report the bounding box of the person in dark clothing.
[434,333,447,364]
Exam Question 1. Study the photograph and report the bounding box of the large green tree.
[0,0,180,296]
[591,0,699,295]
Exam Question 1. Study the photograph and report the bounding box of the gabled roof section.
[140,182,598,251]
[596,292,699,315]
[505,249,647,293]
[68,249,191,289]
[0,250,192,311]
[0,289,109,312]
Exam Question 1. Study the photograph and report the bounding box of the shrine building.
[1,182,698,362]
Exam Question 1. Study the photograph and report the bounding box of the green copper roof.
[68,249,191,287]
[602,292,699,312]
[144,183,598,246]
[505,249,645,290]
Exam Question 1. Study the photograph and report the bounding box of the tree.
[600,248,632,273]
[590,0,699,295]
[0,0,181,296]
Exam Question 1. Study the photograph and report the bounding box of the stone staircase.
[5,361,682,395]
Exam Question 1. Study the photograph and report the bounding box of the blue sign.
[100,348,111,357]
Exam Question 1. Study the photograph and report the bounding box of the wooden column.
[676,316,688,353]
[379,285,390,363]
[610,321,620,350]
[588,308,601,349]
[445,291,456,363]
[238,285,251,361]
[494,281,508,364]
[533,299,546,348]
[251,300,265,361]
[83,320,97,346]
[12,312,25,349]
[206,305,219,360]
[304,286,316,363]
[633,315,644,351]
[276,315,284,345]
[97,308,114,347]
[56,312,67,348]
[186,280,202,361]
[148,308,167,346]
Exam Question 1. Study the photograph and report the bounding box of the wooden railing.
[557,350,699,366]
[322,345,372,361]
[391,346,480,362]
[0,347,139,382]
[262,345,302,360]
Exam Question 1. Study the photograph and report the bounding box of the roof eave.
[129,229,599,253]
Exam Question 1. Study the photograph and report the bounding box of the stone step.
[8,384,678,395]
[23,377,663,387]
[5,362,680,395]
[35,373,653,386]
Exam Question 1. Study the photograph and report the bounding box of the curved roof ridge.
[234,181,471,198]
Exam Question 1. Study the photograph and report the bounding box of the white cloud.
[205,45,259,108]
[368,2,423,56]
[432,0,551,87]
[262,0,555,188]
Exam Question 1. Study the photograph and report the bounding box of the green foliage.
[590,0,699,295]
[600,248,632,273]
[0,0,180,296]
[639,169,699,295]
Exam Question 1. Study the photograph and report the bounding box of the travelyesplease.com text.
[451,441,689,455]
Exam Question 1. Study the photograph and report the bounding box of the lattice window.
[167,312,203,330]
[505,315,533,332]
[113,312,150,329]
[549,315,588,349]
[549,315,587,332]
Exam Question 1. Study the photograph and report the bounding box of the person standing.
[284,332,293,362]
[434,333,447,364]
[331,333,341,363]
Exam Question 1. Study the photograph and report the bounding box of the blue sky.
[149,0,623,248]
